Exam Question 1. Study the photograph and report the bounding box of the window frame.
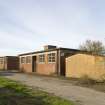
[48,53,56,63]
[26,56,31,64]
[21,57,26,64]
[0,58,4,64]
[38,54,45,63]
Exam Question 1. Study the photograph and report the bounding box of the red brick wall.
[36,63,56,75]
[0,63,5,70]
[36,51,57,75]
[20,64,32,73]
[19,51,58,75]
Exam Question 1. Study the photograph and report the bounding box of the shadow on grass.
[0,77,73,105]
[0,87,50,105]
[0,70,19,76]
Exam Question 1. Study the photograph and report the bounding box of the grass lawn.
[0,77,74,105]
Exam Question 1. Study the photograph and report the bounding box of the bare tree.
[79,40,105,55]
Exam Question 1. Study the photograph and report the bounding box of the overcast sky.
[0,0,105,56]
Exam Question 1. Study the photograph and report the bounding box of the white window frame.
[26,56,31,64]
[48,53,56,63]
[21,57,26,64]
[39,54,45,63]
[0,58,4,64]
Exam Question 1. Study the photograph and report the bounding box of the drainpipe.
[58,49,61,76]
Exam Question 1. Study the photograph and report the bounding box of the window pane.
[26,56,31,63]
[39,54,45,63]
[48,53,56,63]
[21,57,25,64]
[0,58,4,64]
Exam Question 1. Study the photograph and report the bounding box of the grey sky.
[0,0,105,55]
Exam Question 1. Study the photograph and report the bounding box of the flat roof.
[0,56,18,58]
[19,47,81,56]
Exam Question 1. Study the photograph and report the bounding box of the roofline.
[18,48,81,56]
[58,47,80,51]
[0,56,18,58]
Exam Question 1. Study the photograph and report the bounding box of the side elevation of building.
[0,56,19,70]
[19,45,81,76]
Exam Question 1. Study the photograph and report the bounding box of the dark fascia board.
[5,56,18,57]
[18,48,58,56]
[0,56,4,58]
[0,56,18,58]
[18,48,81,56]
[58,47,81,51]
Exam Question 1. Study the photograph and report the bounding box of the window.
[26,56,31,64]
[0,58,4,64]
[48,53,56,63]
[39,54,45,63]
[21,57,26,64]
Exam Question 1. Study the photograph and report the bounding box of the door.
[32,56,36,72]
[60,56,65,76]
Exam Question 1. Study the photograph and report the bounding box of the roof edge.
[18,47,81,56]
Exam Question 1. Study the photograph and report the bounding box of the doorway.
[32,56,36,72]
[60,56,65,76]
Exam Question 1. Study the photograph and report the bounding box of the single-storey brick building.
[19,45,81,76]
[0,56,19,70]
[66,53,105,80]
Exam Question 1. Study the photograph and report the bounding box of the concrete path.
[1,71,105,105]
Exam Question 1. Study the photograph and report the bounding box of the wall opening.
[32,56,37,72]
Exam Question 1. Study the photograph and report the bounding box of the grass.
[0,77,74,105]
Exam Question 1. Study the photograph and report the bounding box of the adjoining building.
[66,53,105,80]
[0,56,19,70]
[19,45,81,76]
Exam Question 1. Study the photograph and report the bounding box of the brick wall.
[20,63,32,73]
[0,63,5,70]
[19,51,57,75]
